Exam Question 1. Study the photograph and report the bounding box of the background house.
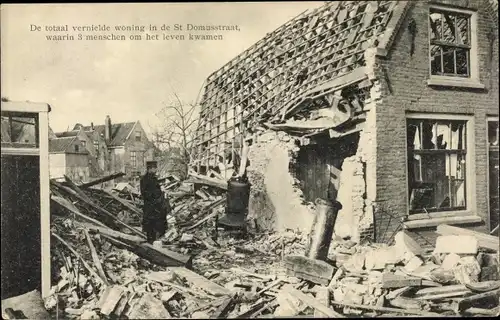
[75,116,156,181]
[49,136,90,182]
[56,126,108,178]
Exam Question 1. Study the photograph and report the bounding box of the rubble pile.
[45,173,499,319]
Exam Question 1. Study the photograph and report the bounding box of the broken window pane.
[442,13,456,43]
[429,9,472,78]
[430,45,443,75]
[442,46,455,74]
[429,12,442,40]
[0,114,38,147]
[488,120,499,146]
[435,122,451,150]
[456,15,469,45]
[422,121,436,149]
[455,48,469,76]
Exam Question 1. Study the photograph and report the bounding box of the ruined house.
[190,0,499,247]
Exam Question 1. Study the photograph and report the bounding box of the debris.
[127,292,172,319]
[382,273,422,288]
[284,255,334,285]
[98,285,125,316]
[413,284,471,300]
[457,288,500,312]
[169,267,232,297]
[313,286,331,318]
[211,293,237,318]
[436,224,499,252]
[288,287,344,318]
[434,235,478,255]
[329,300,440,316]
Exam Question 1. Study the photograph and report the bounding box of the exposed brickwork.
[372,0,499,243]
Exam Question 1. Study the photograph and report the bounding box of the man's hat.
[146,161,158,169]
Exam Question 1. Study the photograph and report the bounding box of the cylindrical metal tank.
[226,177,251,214]
[305,198,342,261]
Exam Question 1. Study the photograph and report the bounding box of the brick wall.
[372,0,499,246]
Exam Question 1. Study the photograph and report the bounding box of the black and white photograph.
[1,1,499,318]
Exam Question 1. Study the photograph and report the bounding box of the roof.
[192,1,407,166]
[49,136,88,154]
[55,130,79,138]
[79,122,136,147]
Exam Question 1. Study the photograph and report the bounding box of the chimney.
[91,122,94,130]
[105,115,111,142]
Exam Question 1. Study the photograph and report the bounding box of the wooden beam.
[79,172,126,188]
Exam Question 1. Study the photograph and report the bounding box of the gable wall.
[372,0,499,246]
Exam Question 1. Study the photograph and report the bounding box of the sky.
[1,2,324,135]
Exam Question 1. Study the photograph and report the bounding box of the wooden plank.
[169,267,231,297]
[287,288,344,318]
[436,224,499,251]
[83,229,110,286]
[79,172,126,188]
[382,273,422,289]
[187,172,228,190]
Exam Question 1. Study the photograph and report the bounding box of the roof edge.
[376,1,413,57]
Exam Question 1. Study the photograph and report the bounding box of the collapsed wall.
[334,48,383,243]
[246,131,315,233]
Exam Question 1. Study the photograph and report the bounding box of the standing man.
[140,161,168,243]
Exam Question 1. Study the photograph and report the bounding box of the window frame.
[486,116,499,232]
[427,5,482,88]
[405,113,476,221]
[135,131,141,142]
[130,151,137,168]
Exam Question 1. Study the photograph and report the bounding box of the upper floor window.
[135,131,141,142]
[93,140,99,151]
[429,8,473,78]
[74,144,80,152]
[130,151,137,168]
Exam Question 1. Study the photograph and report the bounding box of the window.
[429,8,471,77]
[93,140,99,151]
[74,145,79,152]
[135,131,141,141]
[130,151,137,168]
[407,117,471,215]
[428,6,479,85]
[488,119,499,147]
[1,113,39,148]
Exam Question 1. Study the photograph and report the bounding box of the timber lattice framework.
[191,1,404,173]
